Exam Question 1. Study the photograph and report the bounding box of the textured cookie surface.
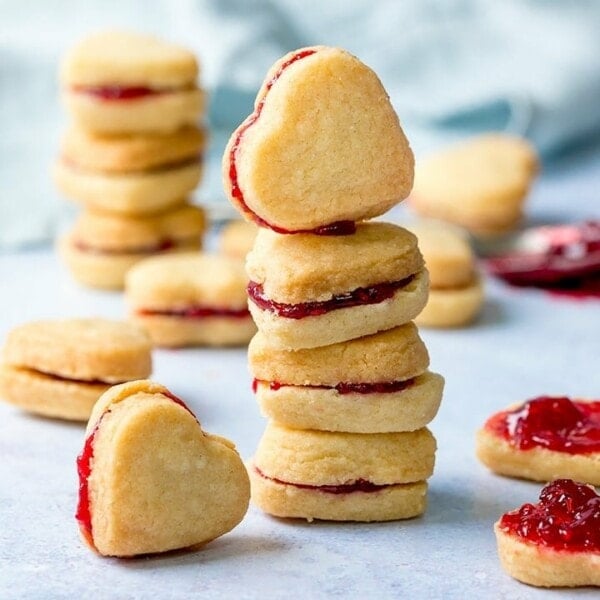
[2,319,152,382]
[61,30,199,87]
[411,134,538,234]
[80,380,250,556]
[247,222,423,303]
[223,46,413,230]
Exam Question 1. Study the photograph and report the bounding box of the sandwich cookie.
[407,221,484,327]
[250,324,444,433]
[77,380,250,556]
[54,126,205,216]
[0,319,151,421]
[61,31,205,134]
[246,222,428,349]
[59,203,205,290]
[126,253,256,347]
[223,46,413,233]
[218,220,258,260]
[411,134,538,237]
[495,479,599,587]
[249,421,436,522]
[477,396,600,486]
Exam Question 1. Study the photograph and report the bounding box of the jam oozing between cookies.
[75,238,176,255]
[485,396,600,454]
[138,305,250,319]
[499,479,600,552]
[252,378,414,395]
[254,467,391,494]
[247,275,415,319]
[227,49,356,237]
[72,85,176,100]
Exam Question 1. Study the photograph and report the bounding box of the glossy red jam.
[486,221,600,299]
[138,305,250,319]
[227,49,355,236]
[485,396,600,454]
[499,479,600,552]
[252,378,414,395]
[254,467,390,494]
[75,391,195,547]
[247,275,414,319]
[72,85,174,101]
[74,238,175,255]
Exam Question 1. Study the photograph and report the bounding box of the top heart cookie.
[223,46,414,233]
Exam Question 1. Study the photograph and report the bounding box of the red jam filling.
[247,275,414,319]
[499,479,600,552]
[75,238,175,255]
[75,391,195,547]
[72,85,176,101]
[486,221,600,299]
[227,49,355,236]
[252,378,414,395]
[485,396,600,454]
[138,305,250,319]
[254,467,391,494]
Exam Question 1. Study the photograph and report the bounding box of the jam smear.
[72,85,173,101]
[75,238,175,256]
[252,378,414,395]
[485,396,600,454]
[138,305,250,319]
[486,221,600,299]
[255,467,391,495]
[499,479,600,552]
[228,49,354,236]
[247,275,414,319]
[75,390,196,546]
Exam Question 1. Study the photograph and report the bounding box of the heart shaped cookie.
[76,380,250,556]
[223,46,414,233]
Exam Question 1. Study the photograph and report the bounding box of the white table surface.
[1,146,600,599]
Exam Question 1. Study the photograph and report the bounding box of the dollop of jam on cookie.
[486,221,600,299]
[247,275,415,319]
[72,85,174,100]
[76,391,195,547]
[254,467,390,494]
[138,306,250,319]
[485,396,600,454]
[499,479,600,552]
[252,378,414,395]
[228,48,356,237]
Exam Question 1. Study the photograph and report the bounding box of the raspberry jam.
[138,305,250,319]
[499,479,600,552]
[75,391,195,547]
[72,85,171,101]
[247,275,414,319]
[227,49,355,236]
[485,396,600,454]
[75,239,175,255]
[252,378,414,395]
[486,221,600,299]
[254,467,390,494]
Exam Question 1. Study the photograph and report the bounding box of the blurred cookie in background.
[218,220,258,260]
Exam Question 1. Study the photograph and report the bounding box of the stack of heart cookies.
[223,46,444,522]
[54,31,207,289]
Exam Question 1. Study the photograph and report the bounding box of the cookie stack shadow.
[53,31,207,290]
[222,46,445,522]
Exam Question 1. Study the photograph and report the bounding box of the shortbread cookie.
[249,422,435,521]
[223,46,413,232]
[77,380,250,556]
[250,324,444,433]
[53,158,202,216]
[0,319,151,420]
[411,134,539,236]
[477,396,600,485]
[60,125,206,174]
[126,253,256,347]
[407,221,484,327]
[61,31,204,133]
[495,479,600,587]
[218,220,258,260]
[59,203,205,290]
[246,222,427,348]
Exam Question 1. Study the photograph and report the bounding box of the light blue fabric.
[2,0,600,248]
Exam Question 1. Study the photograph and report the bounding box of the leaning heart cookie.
[76,380,250,557]
[223,46,414,233]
